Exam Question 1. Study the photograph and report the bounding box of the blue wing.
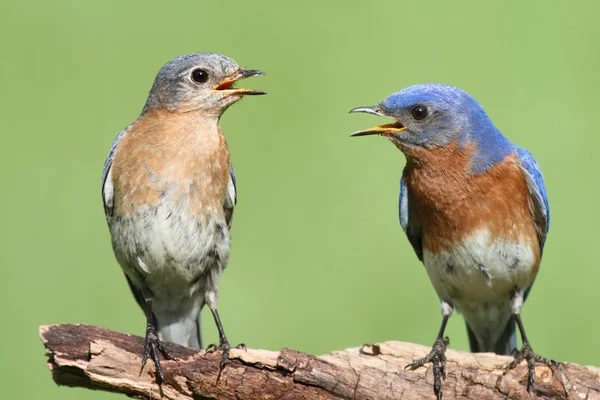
[514,145,550,252]
[101,127,131,218]
[399,173,423,261]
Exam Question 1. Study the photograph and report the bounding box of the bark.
[39,324,600,400]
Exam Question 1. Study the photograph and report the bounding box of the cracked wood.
[39,324,600,400]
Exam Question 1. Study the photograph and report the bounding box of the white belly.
[110,203,230,304]
[423,228,537,350]
[423,228,536,305]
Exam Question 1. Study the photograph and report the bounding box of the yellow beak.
[349,106,405,137]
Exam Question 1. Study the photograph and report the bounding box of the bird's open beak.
[349,106,406,137]
[214,69,266,95]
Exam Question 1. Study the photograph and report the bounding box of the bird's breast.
[405,147,539,259]
[111,110,231,219]
[108,111,233,299]
[404,144,541,302]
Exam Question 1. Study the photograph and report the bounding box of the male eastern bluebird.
[101,53,265,381]
[350,84,555,399]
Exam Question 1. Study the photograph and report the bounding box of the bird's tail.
[124,274,204,349]
[154,302,203,350]
[467,316,516,355]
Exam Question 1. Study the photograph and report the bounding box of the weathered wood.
[39,324,600,399]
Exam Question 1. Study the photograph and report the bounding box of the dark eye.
[190,68,209,84]
[411,105,428,120]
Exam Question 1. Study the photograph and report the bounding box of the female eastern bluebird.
[101,53,265,382]
[350,84,555,399]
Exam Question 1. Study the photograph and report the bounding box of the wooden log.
[39,324,600,399]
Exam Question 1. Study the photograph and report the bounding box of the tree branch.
[39,324,599,400]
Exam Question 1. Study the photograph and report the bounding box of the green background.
[2,0,598,398]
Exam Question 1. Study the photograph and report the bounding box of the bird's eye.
[411,105,428,120]
[190,68,209,84]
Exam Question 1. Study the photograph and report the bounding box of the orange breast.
[111,109,230,218]
[404,141,541,272]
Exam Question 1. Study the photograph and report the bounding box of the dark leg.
[406,301,453,400]
[507,313,557,392]
[196,316,204,350]
[140,298,174,384]
[206,307,245,381]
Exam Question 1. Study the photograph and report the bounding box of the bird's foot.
[405,336,449,400]
[140,325,174,384]
[507,341,557,392]
[207,341,245,381]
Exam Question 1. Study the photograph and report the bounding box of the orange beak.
[349,106,406,137]
[213,69,266,95]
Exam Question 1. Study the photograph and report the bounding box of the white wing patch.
[103,167,114,213]
[102,126,132,219]
[224,175,236,209]
[137,256,150,274]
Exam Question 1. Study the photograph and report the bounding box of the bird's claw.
[140,325,174,384]
[207,341,244,382]
[405,337,449,400]
[206,343,219,353]
[507,341,557,392]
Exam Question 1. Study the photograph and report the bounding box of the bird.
[101,52,265,382]
[350,84,555,399]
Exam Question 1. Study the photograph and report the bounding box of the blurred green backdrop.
[1,0,599,398]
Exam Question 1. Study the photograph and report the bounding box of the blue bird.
[350,84,555,398]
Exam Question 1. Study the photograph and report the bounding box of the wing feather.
[224,162,237,230]
[101,126,131,219]
[399,174,423,261]
[514,145,550,252]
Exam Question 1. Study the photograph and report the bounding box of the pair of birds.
[101,52,554,399]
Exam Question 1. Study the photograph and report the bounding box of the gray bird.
[101,53,265,381]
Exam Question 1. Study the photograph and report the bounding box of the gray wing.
[101,128,150,325]
[399,173,423,261]
[514,145,550,252]
[224,162,237,230]
[101,126,131,219]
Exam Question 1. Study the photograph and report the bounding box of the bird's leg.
[507,314,557,391]
[206,307,245,381]
[406,301,453,400]
[206,307,230,351]
[506,290,557,392]
[140,298,174,384]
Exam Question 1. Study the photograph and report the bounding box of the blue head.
[350,84,514,173]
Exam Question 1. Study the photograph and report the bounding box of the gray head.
[143,53,265,115]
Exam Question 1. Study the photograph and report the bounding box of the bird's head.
[350,84,503,156]
[144,53,265,115]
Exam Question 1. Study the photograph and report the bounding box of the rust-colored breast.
[110,109,230,218]
[404,141,540,268]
